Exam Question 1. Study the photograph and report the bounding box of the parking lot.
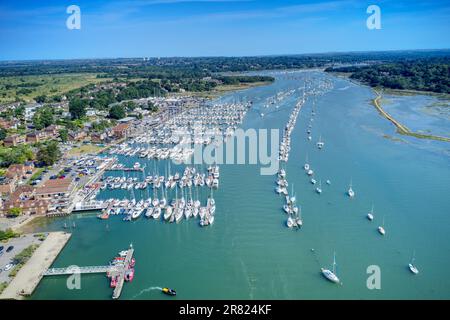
[0,234,44,283]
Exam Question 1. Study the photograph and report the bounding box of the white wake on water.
[131,286,163,299]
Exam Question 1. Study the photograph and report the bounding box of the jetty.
[42,245,135,300]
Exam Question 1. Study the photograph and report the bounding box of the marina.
[29,70,450,300]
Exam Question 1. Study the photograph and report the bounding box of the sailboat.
[316,135,324,149]
[321,252,340,284]
[408,251,419,274]
[295,205,303,227]
[347,180,355,198]
[378,216,386,235]
[367,205,374,221]
[316,180,322,194]
[303,154,310,171]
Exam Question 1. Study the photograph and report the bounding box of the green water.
[31,71,450,300]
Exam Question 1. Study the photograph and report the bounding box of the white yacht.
[321,252,340,284]
[152,207,162,219]
[408,251,419,274]
[316,135,324,149]
[316,180,322,194]
[303,155,310,171]
[378,216,386,235]
[367,205,374,221]
[347,181,355,198]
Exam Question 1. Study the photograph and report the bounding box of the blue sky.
[0,0,449,60]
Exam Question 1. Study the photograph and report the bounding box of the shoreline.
[0,231,72,300]
[172,81,273,99]
[372,90,450,143]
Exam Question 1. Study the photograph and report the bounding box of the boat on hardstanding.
[321,252,340,284]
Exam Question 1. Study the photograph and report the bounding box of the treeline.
[325,59,450,93]
[215,75,274,85]
[2,50,449,77]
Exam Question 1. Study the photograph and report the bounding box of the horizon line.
[1,48,450,63]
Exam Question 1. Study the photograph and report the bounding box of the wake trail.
[131,286,163,299]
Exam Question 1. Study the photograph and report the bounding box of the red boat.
[124,268,134,282]
[130,258,136,268]
[110,276,118,288]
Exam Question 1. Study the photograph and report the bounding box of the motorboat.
[162,287,176,296]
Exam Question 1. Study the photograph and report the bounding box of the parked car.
[50,175,57,180]
[4,263,14,271]
[0,246,4,252]
[6,246,14,253]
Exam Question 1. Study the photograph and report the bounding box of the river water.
[31,70,450,299]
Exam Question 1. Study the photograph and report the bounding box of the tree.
[13,105,25,118]
[69,98,87,120]
[37,141,61,166]
[109,104,126,120]
[0,228,17,241]
[32,107,54,130]
[59,128,69,143]
[0,145,34,167]
[35,95,47,103]
[0,128,7,141]
[7,207,22,218]
[123,101,137,111]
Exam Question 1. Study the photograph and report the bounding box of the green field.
[0,73,110,104]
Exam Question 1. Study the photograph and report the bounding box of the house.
[26,131,44,143]
[5,164,27,179]
[0,119,19,130]
[112,123,131,139]
[1,185,51,216]
[91,131,109,143]
[3,134,26,147]
[69,130,87,141]
[86,108,97,117]
[34,178,75,200]
[44,124,60,138]
[117,117,135,123]
[0,176,16,195]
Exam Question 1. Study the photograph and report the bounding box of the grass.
[0,73,111,104]
[66,144,103,156]
[0,282,8,295]
[28,167,46,184]
[173,81,272,99]
[8,244,40,278]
